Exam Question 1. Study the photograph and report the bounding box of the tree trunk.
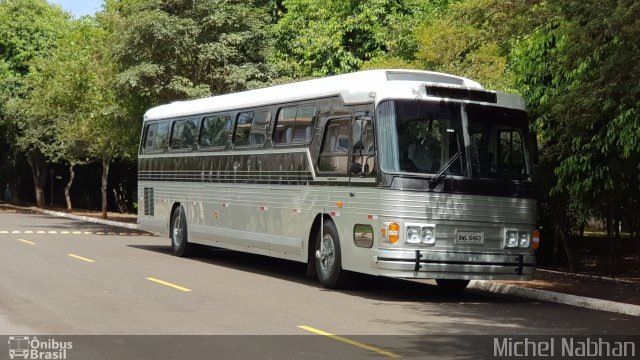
[64,163,75,211]
[606,206,615,258]
[552,225,560,269]
[101,157,111,219]
[558,226,576,272]
[26,151,48,208]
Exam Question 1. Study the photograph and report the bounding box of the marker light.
[388,223,400,244]
[532,229,540,250]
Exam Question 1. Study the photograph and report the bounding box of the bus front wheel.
[170,206,195,257]
[435,279,470,294]
[315,220,348,289]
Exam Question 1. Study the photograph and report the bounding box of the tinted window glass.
[234,110,270,146]
[143,123,158,153]
[200,115,232,148]
[318,118,349,174]
[273,105,316,144]
[170,118,198,150]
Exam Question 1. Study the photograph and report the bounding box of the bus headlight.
[505,230,518,248]
[421,226,435,244]
[518,232,530,248]
[406,226,421,244]
[405,224,436,245]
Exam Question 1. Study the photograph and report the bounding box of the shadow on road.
[127,243,529,305]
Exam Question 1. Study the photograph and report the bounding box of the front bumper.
[372,248,536,280]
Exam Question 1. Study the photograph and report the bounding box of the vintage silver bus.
[137,69,538,291]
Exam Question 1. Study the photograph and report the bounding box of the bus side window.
[154,121,170,152]
[234,110,269,147]
[318,118,349,174]
[351,115,376,176]
[200,115,232,148]
[142,123,158,153]
[170,118,197,151]
[274,105,315,144]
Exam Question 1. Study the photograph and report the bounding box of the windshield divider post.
[460,103,473,178]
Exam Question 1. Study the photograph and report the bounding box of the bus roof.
[143,69,524,121]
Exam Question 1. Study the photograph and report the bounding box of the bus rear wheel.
[435,279,470,294]
[315,220,348,289]
[170,206,195,257]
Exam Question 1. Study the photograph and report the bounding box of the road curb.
[1,203,138,230]
[39,209,139,230]
[470,280,640,317]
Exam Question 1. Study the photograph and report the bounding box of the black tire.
[170,206,195,257]
[435,279,470,294]
[315,220,349,289]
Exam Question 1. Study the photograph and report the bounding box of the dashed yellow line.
[18,239,36,245]
[68,253,96,263]
[146,277,192,292]
[298,325,401,358]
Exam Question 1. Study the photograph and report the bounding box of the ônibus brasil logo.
[7,336,72,360]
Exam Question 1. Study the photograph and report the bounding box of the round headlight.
[421,227,434,244]
[406,227,421,244]
[519,232,530,248]
[506,231,518,247]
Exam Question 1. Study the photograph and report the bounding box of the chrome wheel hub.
[318,234,335,276]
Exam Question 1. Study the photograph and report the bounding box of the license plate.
[456,231,484,245]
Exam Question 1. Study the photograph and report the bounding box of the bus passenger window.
[154,121,170,152]
[318,119,349,174]
[142,123,157,153]
[200,115,232,148]
[233,110,270,147]
[274,105,316,144]
[170,118,197,151]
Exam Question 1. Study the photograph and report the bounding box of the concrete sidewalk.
[3,202,639,317]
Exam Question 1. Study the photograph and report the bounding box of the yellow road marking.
[18,239,36,245]
[297,325,401,358]
[146,277,192,292]
[68,254,95,263]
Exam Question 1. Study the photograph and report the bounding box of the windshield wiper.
[428,151,462,188]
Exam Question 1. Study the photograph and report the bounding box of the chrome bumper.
[372,248,536,280]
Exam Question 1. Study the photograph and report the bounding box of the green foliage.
[271,0,443,77]
[0,0,72,198]
[512,0,640,235]
[106,0,273,112]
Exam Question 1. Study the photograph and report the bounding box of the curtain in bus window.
[376,101,400,172]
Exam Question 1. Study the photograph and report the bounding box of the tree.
[271,0,442,78]
[105,0,273,112]
[0,0,71,207]
[513,0,640,257]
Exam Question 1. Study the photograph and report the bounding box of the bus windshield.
[376,100,532,181]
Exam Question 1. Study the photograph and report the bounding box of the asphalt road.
[1,211,638,359]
